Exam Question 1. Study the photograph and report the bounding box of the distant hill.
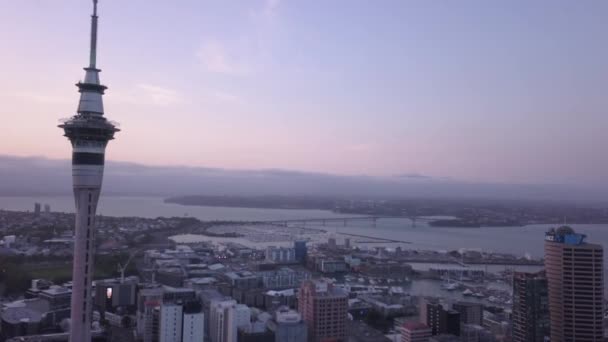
[0,155,606,203]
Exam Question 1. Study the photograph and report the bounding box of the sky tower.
[58,1,119,340]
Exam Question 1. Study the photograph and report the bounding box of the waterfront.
[2,195,607,261]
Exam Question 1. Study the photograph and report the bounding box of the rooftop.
[403,321,430,331]
[39,285,71,297]
[545,226,589,245]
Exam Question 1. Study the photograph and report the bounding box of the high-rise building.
[210,300,236,342]
[136,288,164,342]
[544,226,604,342]
[209,300,251,342]
[182,302,205,342]
[159,300,204,342]
[294,240,307,264]
[511,271,549,342]
[159,302,183,342]
[34,203,41,215]
[401,321,432,342]
[94,278,137,319]
[298,279,348,342]
[44,204,51,214]
[452,302,483,326]
[419,298,460,336]
[266,306,308,342]
[58,1,120,341]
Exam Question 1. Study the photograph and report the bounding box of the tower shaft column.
[70,188,100,341]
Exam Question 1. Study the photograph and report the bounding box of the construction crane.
[117,248,142,283]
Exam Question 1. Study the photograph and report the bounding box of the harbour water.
[1,195,607,260]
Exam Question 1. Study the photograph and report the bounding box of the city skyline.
[1,0,607,186]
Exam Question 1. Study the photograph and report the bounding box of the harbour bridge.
[263,215,436,227]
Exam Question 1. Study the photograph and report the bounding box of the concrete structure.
[260,267,310,289]
[419,298,459,336]
[319,260,348,274]
[1,286,73,340]
[136,288,163,342]
[266,246,296,263]
[544,226,604,342]
[58,1,120,340]
[210,300,236,342]
[158,299,204,342]
[452,302,483,326]
[182,302,205,342]
[512,271,549,342]
[429,335,460,342]
[294,240,307,263]
[299,279,348,342]
[401,321,432,342]
[266,306,307,342]
[94,277,137,319]
[460,324,495,342]
[159,302,183,342]
[238,322,274,342]
[209,300,250,342]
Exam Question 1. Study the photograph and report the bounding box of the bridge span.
[263,215,437,227]
[265,216,380,227]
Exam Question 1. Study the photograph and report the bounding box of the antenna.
[89,0,99,68]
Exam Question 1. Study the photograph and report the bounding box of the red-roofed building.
[402,322,431,342]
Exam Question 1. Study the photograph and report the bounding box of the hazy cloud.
[211,91,239,102]
[254,0,281,22]
[9,92,71,104]
[196,40,250,75]
[136,84,181,106]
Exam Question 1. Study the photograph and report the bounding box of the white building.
[209,300,250,342]
[159,300,205,342]
[182,309,205,342]
[226,304,251,342]
[266,306,308,342]
[159,303,183,342]
[265,247,296,263]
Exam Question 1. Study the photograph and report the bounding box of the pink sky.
[1,0,607,185]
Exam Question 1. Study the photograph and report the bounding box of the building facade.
[299,279,348,342]
[401,322,432,342]
[266,247,296,263]
[209,300,251,342]
[452,302,483,326]
[294,240,308,263]
[512,271,549,342]
[266,307,308,342]
[420,298,460,336]
[159,303,183,342]
[544,226,604,341]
